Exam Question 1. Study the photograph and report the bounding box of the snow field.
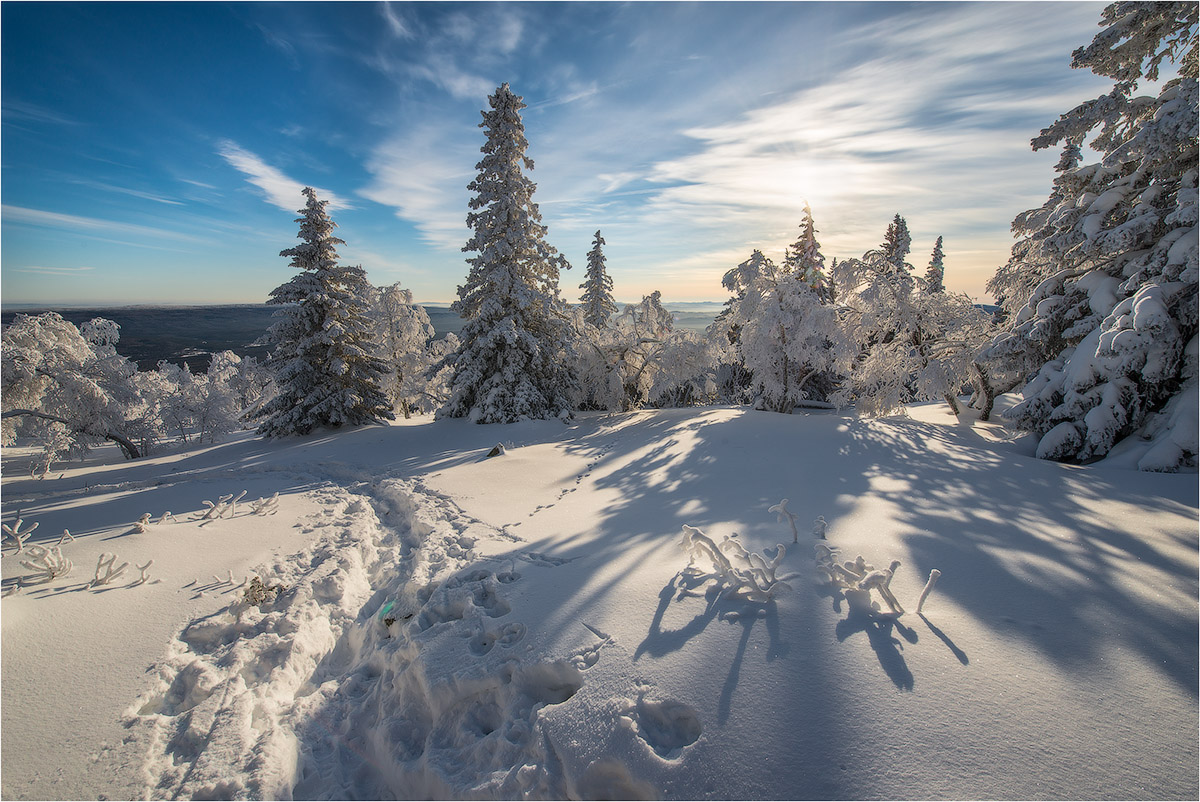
[3,404,1197,800]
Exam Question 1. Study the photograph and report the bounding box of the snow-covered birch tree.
[369,282,438,417]
[721,249,853,412]
[981,1,1197,470]
[257,187,393,438]
[2,313,146,465]
[579,230,617,330]
[440,83,576,423]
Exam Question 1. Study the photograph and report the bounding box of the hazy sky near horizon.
[2,1,1114,307]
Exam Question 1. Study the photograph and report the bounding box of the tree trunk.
[1,409,142,459]
[973,360,996,421]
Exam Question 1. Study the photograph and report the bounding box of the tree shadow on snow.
[835,611,918,691]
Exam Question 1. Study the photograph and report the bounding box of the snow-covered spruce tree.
[981,2,1197,469]
[784,202,836,304]
[837,221,990,416]
[440,83,576,423]
[721,249,854,412]
[369,282,437,418]
[2,313,146,465]
[925,236,946,293]
[579,230,617,330]
[257,187,393,438]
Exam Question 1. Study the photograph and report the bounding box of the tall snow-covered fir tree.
[982,1,1197,470]
[579,230,617,330]
[439,83,576,423]
[258,187,393,438]
[880,214,913,274]
[784,203,835,304]
[925,236,946,293]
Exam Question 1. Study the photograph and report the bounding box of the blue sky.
[2,1,1113,307]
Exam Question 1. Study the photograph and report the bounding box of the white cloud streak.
[1,204,204,242]
[216,139,351,212]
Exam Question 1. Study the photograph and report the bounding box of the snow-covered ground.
[2,403,1197,800]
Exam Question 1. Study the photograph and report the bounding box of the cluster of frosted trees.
[3,2,1193,471]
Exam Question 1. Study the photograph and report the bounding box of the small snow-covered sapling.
[3,518,39,553]
[57,529,75,546]
[916,568,942,614]
[91,553,129,587]
[228,490,247,517]
[812,516,827,540]
[19,545,73,583]
[858,560,904,614]
[157,511,177,525]
[769,499,799,543]
[134,513,153,533]
[135,560,154,585]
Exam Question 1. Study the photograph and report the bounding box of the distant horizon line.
[1,298,730,312]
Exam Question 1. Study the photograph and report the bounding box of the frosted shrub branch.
[3,518,39,553]
[19,545,72,583]
[917,569,942,614]
[250,493,279,516]
[133,513,152,533]
[91,553,129,587]
[768,499,799,543]
[680,525,792,602]
[135,560,154,585]
[815,542,915,616]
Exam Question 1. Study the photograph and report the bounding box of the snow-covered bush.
[258,188,394,437]
[2,312,145,462]
[835,218,991,416]
[718,247,854,412]
[981,1,1198,469]
[574,291,718,411]
[368,282,441,417]
[439,83,577,424]
[814,542,905,616]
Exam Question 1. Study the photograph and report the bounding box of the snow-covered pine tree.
[439,83,576,424]
[579,230,617,330]
[722,249,854,412]
[784,202,836,304]
[981,2,1198,470]
[257,187,393,438]
[925,236,946,293]
[881,214,913,274]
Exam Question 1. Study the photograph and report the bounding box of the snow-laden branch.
[19,544,72,584]
[90,553,129,587]
[768,499,799,543]
[3,518,39,553]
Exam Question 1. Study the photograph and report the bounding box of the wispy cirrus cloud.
[1,204,204,242]
[14,265,95,275]
[216,139,350,212]
[358,125,474,251]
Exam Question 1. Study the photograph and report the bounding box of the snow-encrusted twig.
[3,518,39,553]
[769,499,799,543]
[19,544,73,583]
[228,490,247,517]
[157,511,177,525]
[916,568,942,614]
[250,493,279,516]
[90,553,129,587]
[2,581,20,598]
[815,543,907,616]
[133,513,153,533]
[134,560,154,585]
[811,515,827,540]
[57,529,75,546]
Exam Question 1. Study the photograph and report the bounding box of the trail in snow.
[129,474,588,800]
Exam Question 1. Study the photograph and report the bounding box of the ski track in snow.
[127,473,595,800]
